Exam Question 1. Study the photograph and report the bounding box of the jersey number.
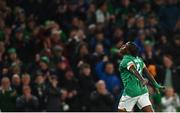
[134,59,142,74]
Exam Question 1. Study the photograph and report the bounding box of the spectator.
[10,62,21,76]
[134,30,146,54]
[90,31,111,54]
[156,55,180,94]
[38,56,50,77]
[93,43,105,60]
[95,56,121,95]
[112,27,124,44]
[16,85,39,111]
[95,1,110,23]
[75,43,91,68]
[21,73,31,86]
[114,0,137,26]
[52,45,66,68]
[66,29,86,65]
[0,77,17,111]
[155,34,171,57]
[61,70,79,111]
[86,3,96,25]
[11,74,21,95]
[7,48,21,68]
[55,57,69,84]
[0,65,10,79]
[157,0,180,33]
[140,2,152,18]
[143,40,157,65]
[174,19,180,34]
[146,14,159,37]
[46,75,61,111]
[90,80,115,111]
[135,16,145,30]
[79,63,95,111]
[32,73,46,111]
[11,28,27,63]
[50,29,63,46]
[161,87,180,112]
[92,43,105,65]
[170,35,180,65]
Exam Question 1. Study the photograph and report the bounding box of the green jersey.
[119,55,148,97]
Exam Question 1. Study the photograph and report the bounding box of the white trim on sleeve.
[127,61,135,70]
[143,63,146,68]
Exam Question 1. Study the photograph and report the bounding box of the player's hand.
[154,83,166,94]
[154,83,166,90]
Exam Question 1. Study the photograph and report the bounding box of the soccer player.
[118,42,165,112]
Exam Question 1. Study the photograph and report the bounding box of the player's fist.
[154,83,166,94]
[154,83,166,90]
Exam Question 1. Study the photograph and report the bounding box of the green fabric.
[164,68,172,87]
[110,47,119,56]
[40,56,50,64]
[8,48,16,54]
[152,93,162,104]
[119,55,148,97]
[150,93,162,111]
[60,31,67,42]
[33,83,46,95]
[23,28,31,41]
[153,81,163,90]
[107,2,115,14]
[0,89,17,111]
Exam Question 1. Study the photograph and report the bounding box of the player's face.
[120,43,128,55]
[125,42,139,56]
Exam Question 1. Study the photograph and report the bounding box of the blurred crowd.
[0,0,180,112]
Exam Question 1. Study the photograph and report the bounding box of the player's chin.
[119,50,126,56]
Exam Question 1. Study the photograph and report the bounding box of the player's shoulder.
[120,55,133,65]
[121,55,130,62]
[136,56,145,62]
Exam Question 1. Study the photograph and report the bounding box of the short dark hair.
[104,62,113,69]
[51,75,58,80]
[80,63,90,71]
[126,42,139,56]
[164,54,173,60]
[80,63,91,74]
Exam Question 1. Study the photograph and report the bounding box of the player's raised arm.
[143,66,165,92]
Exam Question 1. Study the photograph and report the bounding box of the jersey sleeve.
[143,62,146,68]
[139,57,146,69]
[121,58,135,70]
